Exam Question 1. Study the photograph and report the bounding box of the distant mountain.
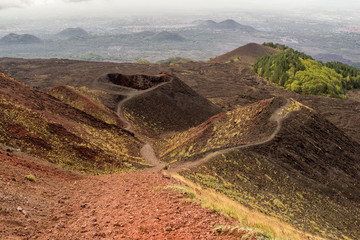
[197,19,255,31]
[0,33,41,44]
[218,19,255,31]
[353,62,360,69]
[134,31,156,38]
[56,27,89,39]
[209,43,279,64]
[191,19,206,25]
[314,53,353,65]
[149,31,186,42]
[197,20,217,28]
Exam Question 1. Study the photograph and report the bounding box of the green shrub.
[156,57,195,64]
[25,174,36,182]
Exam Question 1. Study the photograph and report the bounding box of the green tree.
[254,46,355,98]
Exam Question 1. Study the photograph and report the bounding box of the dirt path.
[140,143,166,172]
[52,173,236,239]
[167,99,291,173]
[0,151,237,239]
[93,75,172,168]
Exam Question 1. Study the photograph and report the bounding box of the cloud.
[0,0,31,10]
[64,0,95,2]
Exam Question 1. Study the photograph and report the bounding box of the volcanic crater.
[104,73,170,90]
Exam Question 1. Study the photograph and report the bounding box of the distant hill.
[197,20,217,28]
[353,62,360,69]
[198,19,255,31]
[156,57,195,64]
[209,43,279,64]
[0,33,41,44]
[134,31,156,38]
[56,27,89,39]
[314,53,353,65]
[149,31,186,42]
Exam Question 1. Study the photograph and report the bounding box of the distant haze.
[0,0,359,19]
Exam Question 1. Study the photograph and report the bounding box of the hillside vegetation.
[47,85,121,126]
[0,33,41,44]
[1,52,360,239]
[254,43,360,98]
[156,98,276,163]
[0,72,145,174]
[180,99,360,239]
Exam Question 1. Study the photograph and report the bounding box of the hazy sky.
[0,0,359,19]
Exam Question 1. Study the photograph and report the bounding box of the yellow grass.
[169,173,327,240]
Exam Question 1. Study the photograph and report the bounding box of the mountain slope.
[0,33,41,44]
[56,27,89,39]
[94,73,222,138]
[197,19,255,31]
[218,19,255,31]
[156,98,280,163]
[1,57,360,144]
[209,43,279,64]
[0,72,145,173]
[198,20,217,28]
[123,75,222,137]
[314,53,353,65]
[176,99,360,239]
[47,85,125,127]
[1,57,359,239]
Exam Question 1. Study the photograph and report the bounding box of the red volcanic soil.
[0,150,237,239]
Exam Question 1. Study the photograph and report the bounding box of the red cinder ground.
[0,150,237,240]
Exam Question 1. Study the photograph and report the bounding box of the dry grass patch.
[169,173,326,240]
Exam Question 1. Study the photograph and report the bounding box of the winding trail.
[93,75,291,173]
[167,99,291,173]
[92,75,172,168]
[140,143,166,172]
[114,80,173,132]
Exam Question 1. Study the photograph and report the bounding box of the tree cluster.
[254,47,360,98]
[325,61,360,89]
[262,42,289,51]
